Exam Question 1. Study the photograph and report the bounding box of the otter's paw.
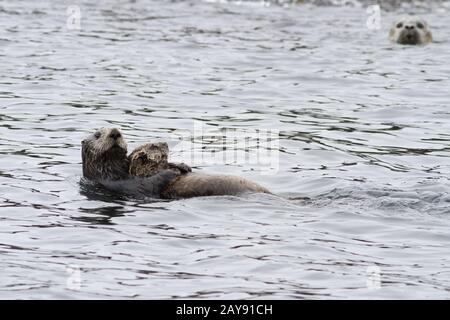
[137,169,179,197]
[168,162,192,175]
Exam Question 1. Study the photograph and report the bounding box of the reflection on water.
[1,0,450,299]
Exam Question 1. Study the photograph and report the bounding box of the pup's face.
[389,17,433,45]
[128,142,169,177]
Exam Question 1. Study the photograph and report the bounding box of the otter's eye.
[94,131,101,139]
[417,22,424,29]
[396,22,403,28]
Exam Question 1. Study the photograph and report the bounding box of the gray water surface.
[1,0,450,299]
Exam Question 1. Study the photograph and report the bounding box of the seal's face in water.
[82,128,129,181]
[389,17,432,45]
[128,142,169,177]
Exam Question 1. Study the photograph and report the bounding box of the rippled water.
[1,0,450,299]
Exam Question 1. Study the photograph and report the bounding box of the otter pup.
[128,142,271,199]
[81,128,181,197]
[389,17,432,45]
[128,142,191,177]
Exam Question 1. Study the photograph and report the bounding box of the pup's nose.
[109,129,122,140]
[405,25,415,30]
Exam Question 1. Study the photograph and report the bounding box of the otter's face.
[389,17,432,45]
[128,142,169,177]
[82,128,129,181]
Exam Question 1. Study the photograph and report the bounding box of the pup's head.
[128,142,169,177]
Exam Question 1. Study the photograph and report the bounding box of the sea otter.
[128,142,271,199]
[82,128,270,199]
[81,128,187,197]
[389,17,433,45]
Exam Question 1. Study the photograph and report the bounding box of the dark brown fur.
[81,128,179,198]
[82,128,130,181]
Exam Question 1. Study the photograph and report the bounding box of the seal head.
[81,128,129,181]
[389,17,432,45]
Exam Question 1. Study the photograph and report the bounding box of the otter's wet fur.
[82,128,129,181]
[128,142,191,177]
[128,142,271,199]
[81,128,180,197]
[160,173,271,199]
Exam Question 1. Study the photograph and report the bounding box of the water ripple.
[0,0,449,299]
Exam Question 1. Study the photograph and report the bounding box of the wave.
[202,0,449,10]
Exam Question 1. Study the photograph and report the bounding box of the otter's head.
[81,128,130,181]
[128,142,169,177]
[389,17,432,45]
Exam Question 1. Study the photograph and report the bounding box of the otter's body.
[93,171,179,198]
[389,17,432,45]
[160,173,271,199]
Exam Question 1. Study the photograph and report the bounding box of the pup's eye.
[94,131,101,139]
[417,22,424,29]
[396,22,403,28]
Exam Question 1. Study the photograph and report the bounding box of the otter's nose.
[109,129,122,140]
